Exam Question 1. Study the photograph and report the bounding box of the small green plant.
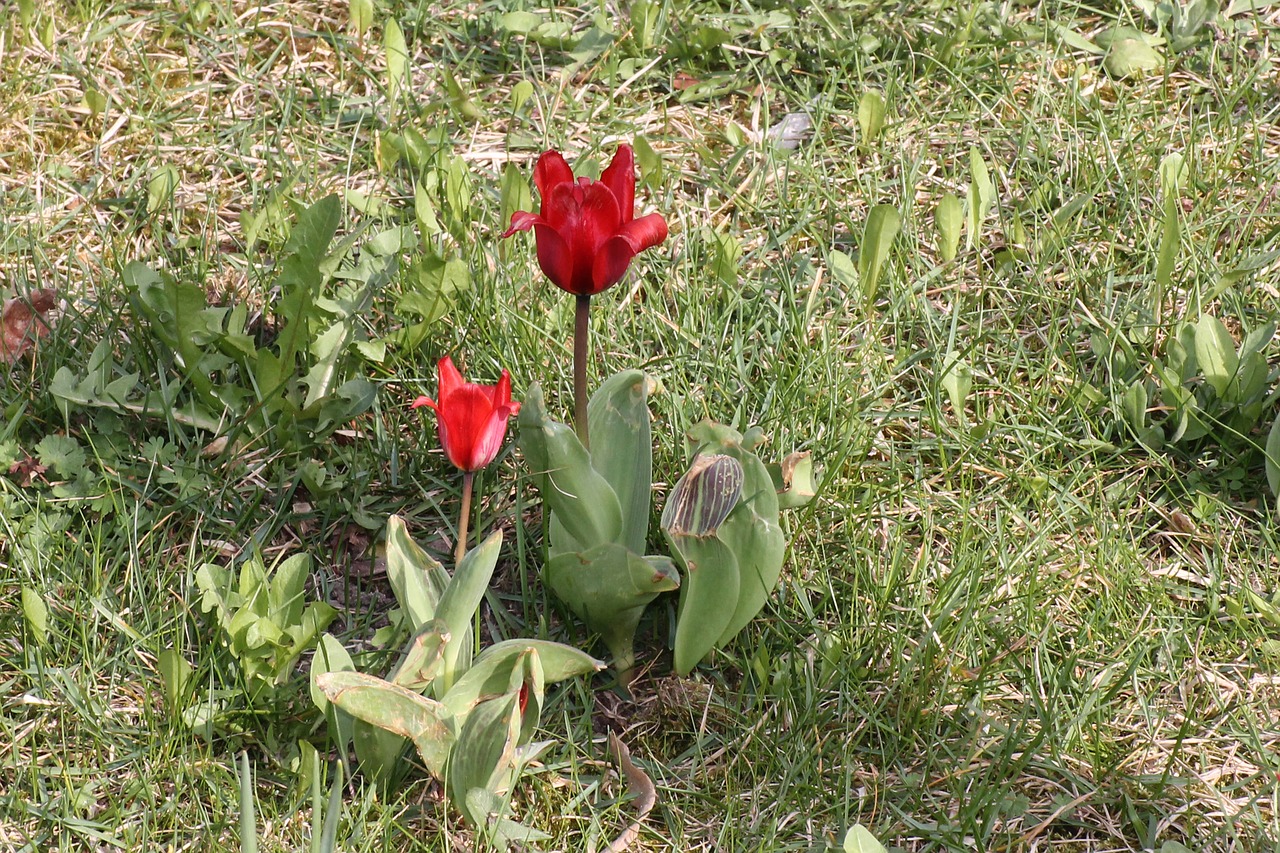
[310,517,602,843]
[1100,314,1278,451]
[518,372,680,683]
[159,550,337,739]
[661,423,814,675]
[51,195,394,461]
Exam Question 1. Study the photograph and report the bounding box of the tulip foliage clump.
[501,144,815,680]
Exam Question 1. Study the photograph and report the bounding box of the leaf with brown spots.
[1,289,57,366]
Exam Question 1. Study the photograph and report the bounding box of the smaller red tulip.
[412,356,521,473]
[501,145,668,296]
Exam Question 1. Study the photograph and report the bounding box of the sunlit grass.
[1,0,1279,850]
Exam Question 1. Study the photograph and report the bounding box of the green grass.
[3,0,1280,850]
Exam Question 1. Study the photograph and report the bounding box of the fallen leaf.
[8,455,48,487]
[1,289,57,366]
[604,732,657,852]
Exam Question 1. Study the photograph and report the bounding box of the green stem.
[455,471,474,564]
[574,293,591,449]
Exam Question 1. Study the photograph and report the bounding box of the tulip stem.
[455,471,474,564]
[574,293,591,449]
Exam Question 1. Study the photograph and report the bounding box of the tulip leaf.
[385,515,450,632]
[545,543,679,679]
[315,671,453,778]
[666,533,740,675]
[388,623,449,691]
[443,641,603,720]
[309,634,357,767]
[517,383,623,551]
[688,425,785,648]
[435,530,503,693]
[449,692,522,827]
[769,451,817,509]
[587,370,656,555]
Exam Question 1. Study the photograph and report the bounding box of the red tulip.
[412,356,521,472]
[501,145,668,296]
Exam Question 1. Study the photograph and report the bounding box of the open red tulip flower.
[412,356,520,473]
[501,145,668,296]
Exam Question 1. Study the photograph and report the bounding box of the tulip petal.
[593,235,641,293]
[534,151,574,217]
[411,395,437,410]
[437,356,464,401]
[532,223,575,293]
[439,384,505,471]
[599,145,636,224]
[618,212,669,254]
[494,369,522,417]
[501,210,544,238]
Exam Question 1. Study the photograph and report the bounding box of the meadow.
[2,0,1280,850]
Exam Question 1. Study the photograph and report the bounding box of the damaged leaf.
[1,289,57,365]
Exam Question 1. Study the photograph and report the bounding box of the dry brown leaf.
[8,455,48,487]
[1,289,57,366]
[604,732,657,853]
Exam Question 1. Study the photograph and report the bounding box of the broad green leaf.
[146,165,178,214]
[384,17,408,104]
[857,204,901,305]
[666,533,739,675]
[1193,314,1238,397]
[517,383,623,550]
[940,351,972,425]
[966,147,996,250]
[301,323,351,411]
[158,649,194,707]
[443,641,603,719]
[266,553,310,626]
[499,163,533,235]
[441,67,482,121]
[498,10,540,33]
[843,824,888,853]
[935,192,963,262]
[633,135,663,188]
[1265,412,1280,501]
[316,671,453,777]
[434,530,503,692]
[1103,37,1163,78]
[385,515,450,631]
[544,543,678,678]
[857,91,886,143]
[21,586,48,646]
[349,0,374,34]
[388,623,448,691]
[586,370,655,555]
[828,249,857,289]
[309,634,356,763]
[704,459,785,648]
[1120,380,1149,432]
[414,182,442,235]
[449,692,522,827]
[770,451,817,509]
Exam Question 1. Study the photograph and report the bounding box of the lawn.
[2,0,1280,850]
